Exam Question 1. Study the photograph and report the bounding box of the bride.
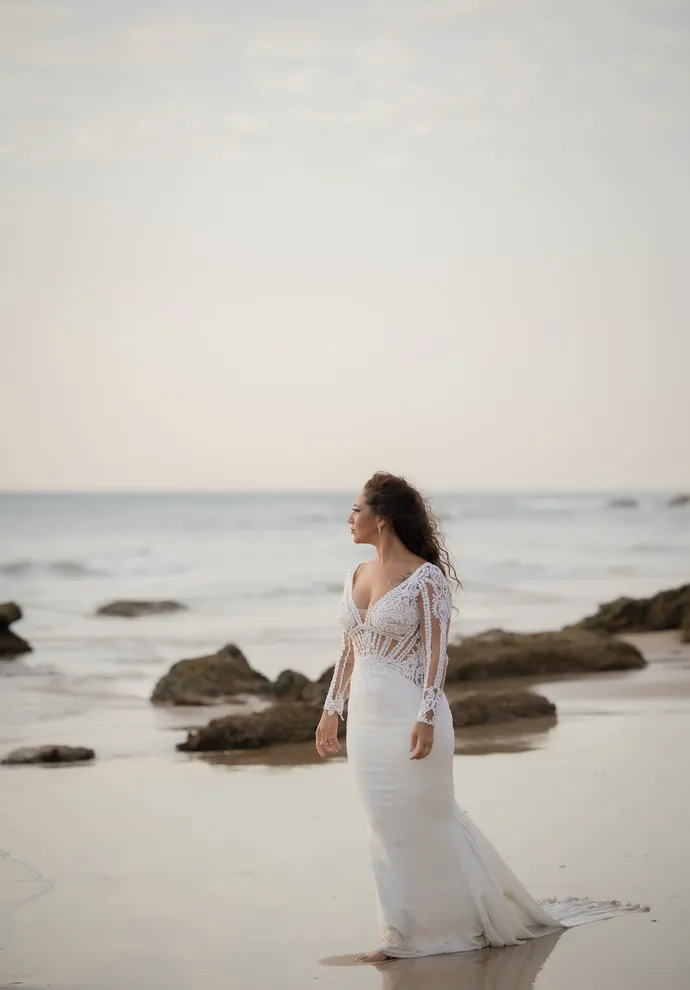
[315,472,646,963]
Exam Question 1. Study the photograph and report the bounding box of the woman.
[315,472,646,963]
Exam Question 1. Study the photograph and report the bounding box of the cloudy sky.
[1,0,688,491]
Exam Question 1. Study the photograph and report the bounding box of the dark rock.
[177,701,330,752]
[0,601,32,657]
[446,629,645,682]
[607,498,638,509]
[646,587,690,630]
[151,644,271,705]
[270,669,331,705]
[0,602,22,626]
[668,493,690,508]
[573,585,690,635]
[0,630,32,658]
[450,690,556,727]
[305,680,331,706]
[2,745,95,765]
[96,600,187,618]
[272,669,312,701]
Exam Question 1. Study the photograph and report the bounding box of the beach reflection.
[374,931,564,990]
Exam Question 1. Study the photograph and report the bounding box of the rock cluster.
[177,689,556,752]
[151,644,334,707]
[169,622,651,752]
[11,582,683,759]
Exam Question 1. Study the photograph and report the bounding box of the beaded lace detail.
[324,561,452,725]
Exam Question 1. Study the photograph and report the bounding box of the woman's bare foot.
[356,950,391,964]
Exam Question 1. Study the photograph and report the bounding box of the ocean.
[1,491,688,750]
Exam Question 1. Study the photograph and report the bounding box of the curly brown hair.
[363,471,461,590]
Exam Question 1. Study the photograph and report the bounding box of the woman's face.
[347,491,379,545]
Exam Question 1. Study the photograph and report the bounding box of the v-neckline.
[349,561,431,622]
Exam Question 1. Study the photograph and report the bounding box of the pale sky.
[1,0,688,492]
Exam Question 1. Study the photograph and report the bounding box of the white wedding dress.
[324,561,646,958]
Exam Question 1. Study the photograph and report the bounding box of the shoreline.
[1,629,687,766]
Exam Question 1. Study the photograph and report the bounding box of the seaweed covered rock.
[177,701,327,752]
[2,745,95,765]
[151,644,271,705]
[446,628,644,682]
[272,669,313,700]
[573,585,690,635]
[272,669,331,705]
[450,690,556,727]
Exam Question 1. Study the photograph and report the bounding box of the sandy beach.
[0,630,687,989]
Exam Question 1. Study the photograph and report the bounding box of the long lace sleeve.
[416,567,453,725]
[324,628,355,720]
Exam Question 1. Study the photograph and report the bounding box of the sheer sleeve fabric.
[324,628,355,719]
[416,567,453,725]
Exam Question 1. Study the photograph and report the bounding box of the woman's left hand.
[410,721,434,760]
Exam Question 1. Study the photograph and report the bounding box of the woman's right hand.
[315,711,341,757]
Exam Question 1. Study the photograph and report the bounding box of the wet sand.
[1,632,688,989]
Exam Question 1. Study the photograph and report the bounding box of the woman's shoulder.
[418,561,451,591]
[349,561,370,579]
[344,561,370,587]
[416,559,441,575]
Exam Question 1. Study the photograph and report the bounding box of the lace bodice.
[324,561,452,726]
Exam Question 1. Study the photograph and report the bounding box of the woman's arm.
[317,628,354,757]
[324,629,355,719]
[415,567,452,726]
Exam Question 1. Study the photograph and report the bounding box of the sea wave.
[0,551,184,579]
[627,542,687,555]
[437,494,634,521]
[243,580,344,600]
[517,495,607,514]
[465,580,564,605]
